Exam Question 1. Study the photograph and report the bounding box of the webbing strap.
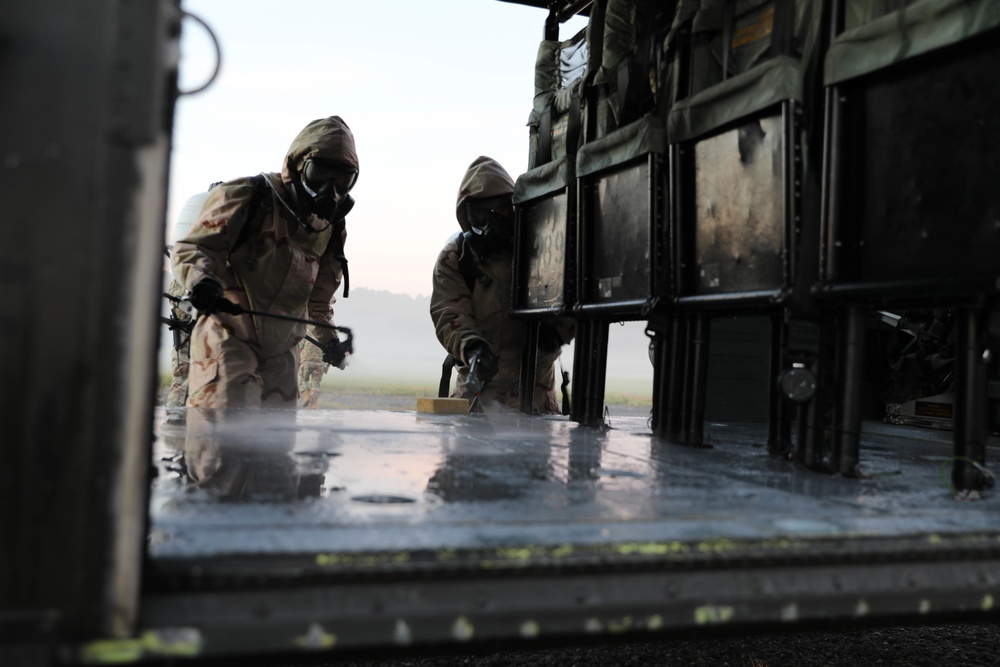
[567,90,582,153]
[229,174,268,271]
[722,0,735,79]
[614,0,662,122]
[537,105,554,166]
[330,219,350,298]
[458,236,491,293]
[616,58,630,120]
[770,0,796,57]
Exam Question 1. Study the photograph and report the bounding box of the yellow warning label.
[732,6,774,49]
[915,401,953,419]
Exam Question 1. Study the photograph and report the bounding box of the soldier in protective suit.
[172,117,357,500]
[164,186,215,413]
[173,116,357,411]
[430,156,574,414]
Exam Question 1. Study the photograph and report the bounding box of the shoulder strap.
[537,104,554,167]
[457,236,491,293]
[329,218,350,298]
[230,174,269,270]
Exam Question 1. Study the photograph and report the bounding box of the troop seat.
[575,114,668,318]
[572,114,669,426]
[516,0,675,425]
[655,0,822,448]
[528,23,593,170]
[592,0,676,137]
[561,0,675,429]
[512,157,576,318]
[670,55,808,308]
[514,3,604,416]
[821,0,1000,301]
[819,0,1000,490]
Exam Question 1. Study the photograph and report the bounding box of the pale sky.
[170,0,589,298]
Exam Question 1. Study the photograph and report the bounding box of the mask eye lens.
[330,170,357,192]
[303,159,358,193]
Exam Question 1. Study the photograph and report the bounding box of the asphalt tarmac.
[202,619,1000,666]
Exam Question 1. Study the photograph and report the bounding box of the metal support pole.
[686,315,711,446]
[679,315,696,443]
[649,314,676,437]
[649,329,666,435]
[771,313,794,460]
[790,403,807,466]
[833,307,865,476]
[584,321,610,427]
[767,313,787,456]
[583,321,600,425]
[953,308,988,492]
[664,314,686,442]
[800,374,826,471]
[519,322,540,414]
[570,322,590,424]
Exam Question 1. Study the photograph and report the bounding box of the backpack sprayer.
[162,292,353,369]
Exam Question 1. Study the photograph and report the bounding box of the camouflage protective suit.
[298,325,328,409]
[173,116,355,411]
[430,157,575,414]
[165,277,192,408]
[164,188,212,410]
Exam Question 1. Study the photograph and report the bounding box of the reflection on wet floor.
[149,407,1000,559]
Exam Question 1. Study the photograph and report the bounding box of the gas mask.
[462,194,515,259]
[298,158,358,224]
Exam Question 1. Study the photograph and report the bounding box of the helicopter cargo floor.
[138,407,1000,654]
[148,407,1000,564]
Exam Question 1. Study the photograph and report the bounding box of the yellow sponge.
[416,397,469,414]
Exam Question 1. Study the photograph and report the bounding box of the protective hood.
[455,156,515,232]
[281,116,359,185]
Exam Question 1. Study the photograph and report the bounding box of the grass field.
[158,374,652,413]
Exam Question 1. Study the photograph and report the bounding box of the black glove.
[320,338,351,369]
[464,339,499,383]
[189,279,240,316]
[537,323,564,353]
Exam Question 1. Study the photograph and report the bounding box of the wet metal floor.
[148,407,1000,562]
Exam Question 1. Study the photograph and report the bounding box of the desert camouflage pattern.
[183,408,299,501]
[173,116,355,410]
[430,156,575,414]
[298,327,328,409]
[165,277,192,408]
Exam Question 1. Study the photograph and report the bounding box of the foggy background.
[162,1,653,400]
